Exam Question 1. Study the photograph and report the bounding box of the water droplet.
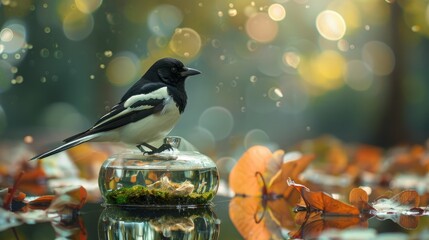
[54,50,63,59]
[100,64,105,69]
[44,27,51,34]
[10,67,18,73]
[219,55,226,61]
[42,3,48,8]
[40,48,50,58]
[249,75,258,83]
[215,86,220,93]
[241,106,246,112]
[228,9,238,17]
[104,50,113,57]
[217,11,224,17]
[231,80,237,87]
[275,101,282,107]
[211,39,220,48]
[1,53,8,59]
[247,40,258,52]
[16,75,23,83]
[14,53,21,59]
[40,77,47,83]
[90,75,95,79]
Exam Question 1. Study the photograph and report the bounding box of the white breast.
[117,97,181,145]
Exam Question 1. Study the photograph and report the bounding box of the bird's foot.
[136,143,173,155]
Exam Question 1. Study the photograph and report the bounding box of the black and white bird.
[31,57,201,160]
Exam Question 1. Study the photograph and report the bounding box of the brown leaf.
[391,190,420,208]
[349,188,374,212]
[288,178,360,215]
[398,215,419,230]
[268,154,314,203]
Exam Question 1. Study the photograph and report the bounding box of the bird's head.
[150,58,201,86]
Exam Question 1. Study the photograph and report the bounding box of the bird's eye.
[171,67,177,73]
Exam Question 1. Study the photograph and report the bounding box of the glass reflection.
[99,206,220,240]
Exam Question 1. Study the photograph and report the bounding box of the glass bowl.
[98,137,219,208]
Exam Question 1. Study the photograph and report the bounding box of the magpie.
[31,57,201,160]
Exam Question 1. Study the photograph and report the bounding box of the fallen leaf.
[229,196,295,240]
[290,212,366,239]
[229,146,274,196]
[288,178,360,215]
[349,188,374,213]
[229,197,271,240]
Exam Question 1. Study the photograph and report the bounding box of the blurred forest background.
[0,0,429,158]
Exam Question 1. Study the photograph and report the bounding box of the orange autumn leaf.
[229,196,296,240]
[353,145,382,173]
[268,153,314,203]
[349,188,374,212]
[290,212,366,239]
[229,146,274,196]
[392,190,420,208]
[288,178,360,215]
[229,197,271,240]
[230,146,313,198]
[28,195,56,209]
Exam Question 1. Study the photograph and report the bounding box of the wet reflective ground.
[2,195,428,240]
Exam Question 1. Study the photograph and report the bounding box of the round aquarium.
[98,137,219,207]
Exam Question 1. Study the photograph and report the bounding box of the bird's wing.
[63,84,170,143]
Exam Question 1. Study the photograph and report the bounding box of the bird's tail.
[30,134,98,160]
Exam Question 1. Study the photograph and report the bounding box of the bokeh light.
[244,129,271,149]
[106,52,140,86]
[316,10,347,41]
[63,11,94,41]
[282,51,301,69]
[299,50,346,91]
[148,4,183,37]
[75,0,103,14]
[362,41,395,76]
[198,106,234,141]
[245,13,278,43]
[268,3,286,21]
[169,28,201,58]
[0,21,27,54]
[41,102,89,131]
[345,60,373,91]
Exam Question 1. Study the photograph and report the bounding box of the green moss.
[105,185,215,206]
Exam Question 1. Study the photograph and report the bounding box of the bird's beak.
[181,67,201,77]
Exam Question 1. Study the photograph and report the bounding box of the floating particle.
[16,75,23,83]
[249,75,257,83]
[104,50,113,57]
[228,9,237,17]
[40,48,49,58]
[24,135,34,144]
